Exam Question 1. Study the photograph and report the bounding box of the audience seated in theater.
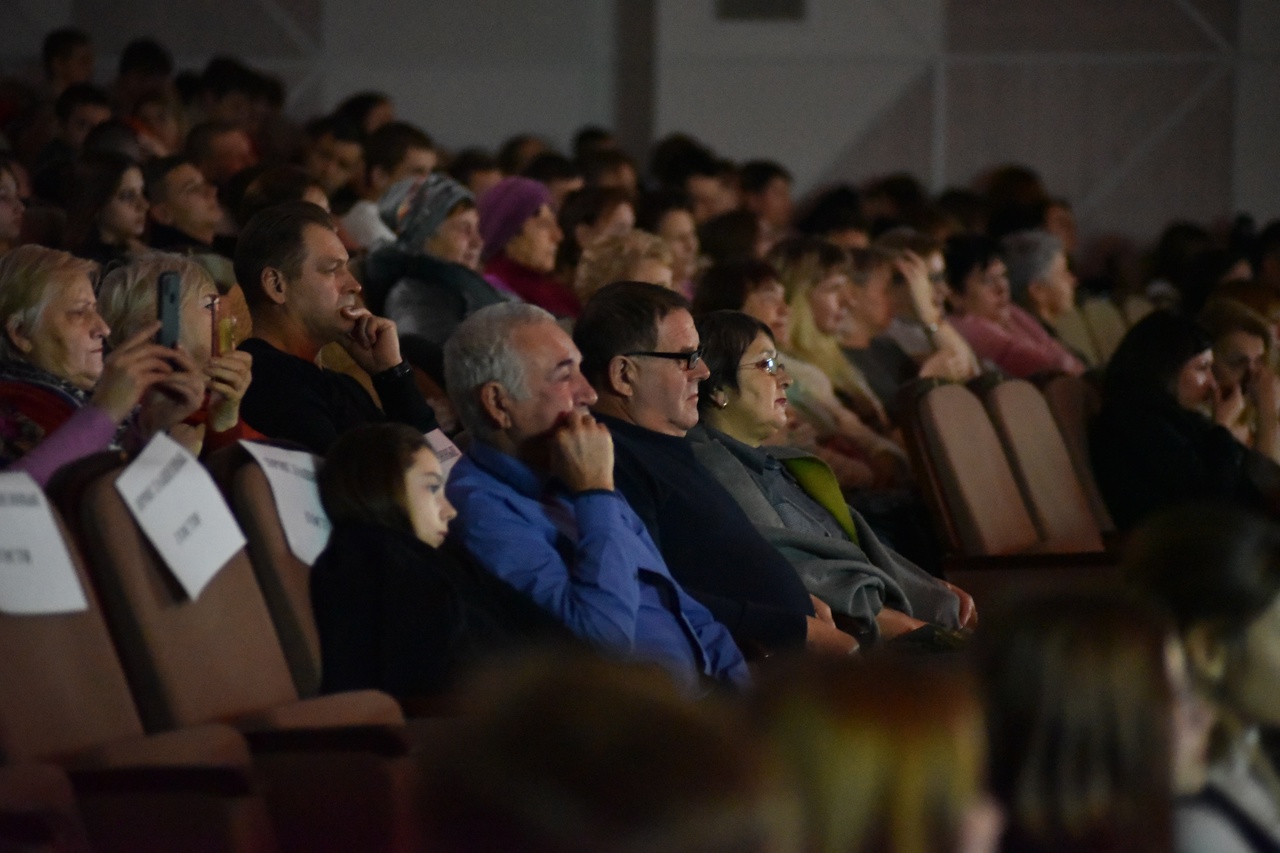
[1091,311,1280,531]
[1125,504,1280,853]
[1213,277,1280,344]
[302,113,365,215]
[739,159,795,248]
[111,37,174,116]
[635,189,700,298]
[232,200,437,453]
[235,164,330,226]
[1144,221,1216,312]
[1250,219,1280,299]
[578,147,639,197]
[0,245,204,484]
[341,120,435,250]
[423,653,793,851]
[0,156,26,256]
[195,57,273,142]
[699,208,767,265]
[872,228,982,376]
[42,27,95,99]
[331,90,394,137]
[63,150,149,269]
[695,258,909,491]
[521,152,584,211]
[553,186,634,286]
[945,233,1085,378]
[443,302,750,692]
[142,155,232,258]
[445,147,503,197]
[1199,297,1280,465]
[837,246,971,420]
[571,124,618,161]
[97,252,255,455]
[362,174,503,361]
[310,422,572,703]
[183,120,258,197]
[574,230,675,304]
[767,237,894,436]
[648,134,739,224]
[477,176,578,317]
[754,655,1001,853]
[575,281,857,657]
[975,590,1211,853]
[31,83,113,204]
[794,184,870,251]
[691,310,972,642]
[1000,228,1103,367]
[496,133,550,177]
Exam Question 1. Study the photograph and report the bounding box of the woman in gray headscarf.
[361,174,506,383]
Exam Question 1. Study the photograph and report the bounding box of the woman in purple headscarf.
[476,176,579,318]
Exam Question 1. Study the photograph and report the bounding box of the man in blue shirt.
[443,302,749,692]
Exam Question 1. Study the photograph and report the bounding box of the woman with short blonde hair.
[98,252,255,452]
[574,229,675,304]
[0,244,204,484]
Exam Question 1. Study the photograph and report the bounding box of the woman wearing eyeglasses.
[688,309,975,644]
[944,233,1085,379]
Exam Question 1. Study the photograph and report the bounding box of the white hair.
[444,302,556,438]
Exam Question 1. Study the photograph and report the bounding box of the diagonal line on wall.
[1076,62,1231,217]
[1169,0,1233,53]
[249,0,319,56]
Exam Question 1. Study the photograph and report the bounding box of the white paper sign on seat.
[0,472,88,615]
[425,429,462,479]
[239,441,331,565]
[114,433,245,600]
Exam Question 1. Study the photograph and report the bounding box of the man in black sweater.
[574,280,856,657]
[233,201,437,453]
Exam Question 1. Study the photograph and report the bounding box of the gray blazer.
[687,427,961,637]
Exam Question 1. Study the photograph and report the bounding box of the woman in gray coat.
[690,309,975,644]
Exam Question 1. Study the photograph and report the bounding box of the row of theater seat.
[899,372,1120,608]
[0,443,433,853]
[0,381,1119,850]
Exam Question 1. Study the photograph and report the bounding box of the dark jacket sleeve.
[610,438,808,652]
[371,363,439,434]
[311,529,464,699]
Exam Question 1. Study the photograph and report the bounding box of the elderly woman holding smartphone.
[0,245,205,485]
[97,252,256,456]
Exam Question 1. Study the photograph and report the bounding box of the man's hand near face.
[338,307,403,374]
[549,411,615,493]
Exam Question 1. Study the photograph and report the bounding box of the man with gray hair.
[442,302,749,692]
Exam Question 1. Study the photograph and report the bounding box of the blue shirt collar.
[467,439,552,499]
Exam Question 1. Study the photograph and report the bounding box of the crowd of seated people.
[4,25,1280,852]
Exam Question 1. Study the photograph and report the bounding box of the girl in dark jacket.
[311,423,572,703]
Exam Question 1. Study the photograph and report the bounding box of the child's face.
[402,448,456,547]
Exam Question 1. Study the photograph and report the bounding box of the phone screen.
[157,271,181,348]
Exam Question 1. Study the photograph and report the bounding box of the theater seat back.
[53,454,297,733]
[980,378,1105,553]
[0,503,145,763]
[1039,373,1115,533]
[906,381,1041,556]
[207,444,323,698]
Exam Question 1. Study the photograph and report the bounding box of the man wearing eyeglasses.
[576,281,858,657]
[442,301,750,693]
